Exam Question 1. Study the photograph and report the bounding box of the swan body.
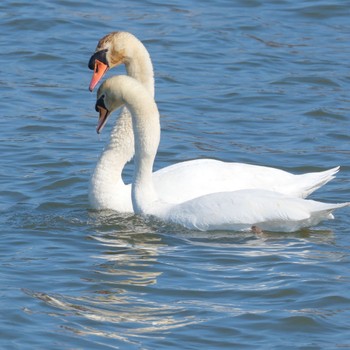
[89,31,339,213]
[89,156,339,213]
[95,75,349,232]
[160,189,347,232]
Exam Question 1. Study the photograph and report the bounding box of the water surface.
[1,0,350,348]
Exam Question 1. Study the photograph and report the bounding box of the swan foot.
[251,225,263,234]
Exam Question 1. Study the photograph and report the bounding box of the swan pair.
[88,31,348,232]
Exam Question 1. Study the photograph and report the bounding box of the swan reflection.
[23,213,201,344]
[23,209,339,347]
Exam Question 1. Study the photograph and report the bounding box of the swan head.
[95,76,134,134]
[95,92,110,134]
[88,32,140,91]
[95,79,120,134]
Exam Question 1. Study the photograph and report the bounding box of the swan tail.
[304,201,350,227]
[252,200,350,233]
[297,166,340,198]
[313,201,350,217]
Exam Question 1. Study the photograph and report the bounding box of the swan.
[94,75,349,232]
[88,31,339,213]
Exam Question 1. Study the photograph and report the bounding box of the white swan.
[95,75,349,232]
[88,31,339,213]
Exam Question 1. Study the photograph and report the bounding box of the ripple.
[304,107,347,121]
[23,288,201,339]
[1,0,350,349]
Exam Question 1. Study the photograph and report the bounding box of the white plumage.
[89,31,339,214]
[94,75,349,232]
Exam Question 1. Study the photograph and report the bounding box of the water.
[1,0,350,348]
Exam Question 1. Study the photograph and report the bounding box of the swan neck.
[107,107,134,161]
[132,154,157,214]
[125,46,155,97]
[90,107,134,198]
[123,88,160,214]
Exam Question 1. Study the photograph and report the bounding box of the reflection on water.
[21,211,343,346]
[23,288,198,341]
[2,0,350,347]
[22,215,201,344]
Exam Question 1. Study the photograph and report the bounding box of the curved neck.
[122,86,160,214]
[125,41,155,97]
[91,107,133,187]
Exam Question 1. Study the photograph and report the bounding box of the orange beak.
[89,59,109,92]
[96,106,110,134]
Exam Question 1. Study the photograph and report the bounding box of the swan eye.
[95,94,106,112]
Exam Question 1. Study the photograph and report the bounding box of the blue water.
[1,0,350,348]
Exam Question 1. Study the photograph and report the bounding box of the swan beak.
[89,59,109,92]
[96,106,110,134]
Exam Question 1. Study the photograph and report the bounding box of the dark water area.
[1,0,350,348]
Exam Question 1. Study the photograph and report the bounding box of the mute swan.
[95,75,349,232]
[88,31,338,213]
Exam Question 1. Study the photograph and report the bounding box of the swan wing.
[153,159,339,202]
